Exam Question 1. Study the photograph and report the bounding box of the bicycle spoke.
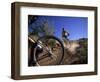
[33,36,64,66]
[37,52,49,61]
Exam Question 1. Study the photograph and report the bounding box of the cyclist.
[62,27,70,49]
[62,27,69,40]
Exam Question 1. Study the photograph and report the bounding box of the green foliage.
[78,38,88,64]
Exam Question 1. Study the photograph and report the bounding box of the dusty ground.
[28,40,82,66]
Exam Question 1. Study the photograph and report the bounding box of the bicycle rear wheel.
[34,35,64,66]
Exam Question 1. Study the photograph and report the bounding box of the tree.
[28,16,55,37]
[42,20,54,35]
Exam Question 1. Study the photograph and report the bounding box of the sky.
[29,15,88,40]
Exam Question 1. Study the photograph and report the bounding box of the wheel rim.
[33,36,64,66]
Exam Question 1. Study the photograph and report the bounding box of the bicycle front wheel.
[33,35,64,66]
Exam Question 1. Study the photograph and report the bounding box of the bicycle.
[28,34,64,66]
